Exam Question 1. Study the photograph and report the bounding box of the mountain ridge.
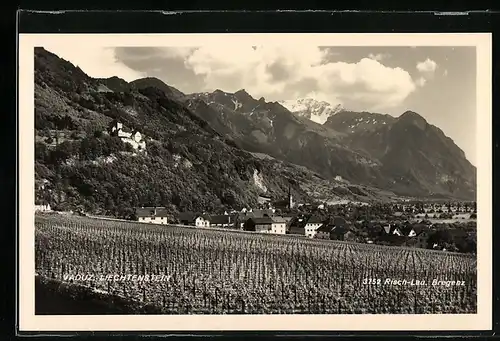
[185,87,475,199]
[48,47,475,201]
[34,47,395,218]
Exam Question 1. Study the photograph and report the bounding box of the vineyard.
[35,214,477,314]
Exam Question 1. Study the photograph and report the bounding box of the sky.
[42,45,477,165]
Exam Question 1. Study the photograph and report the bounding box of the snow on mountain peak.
[278,98,343,124]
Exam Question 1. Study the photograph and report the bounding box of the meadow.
[35,214,477,314]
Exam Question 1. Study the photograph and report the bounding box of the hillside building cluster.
[108,120,146,151]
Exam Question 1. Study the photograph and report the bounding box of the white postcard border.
[18,33,492,332]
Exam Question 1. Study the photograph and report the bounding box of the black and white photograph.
[19,33,492,331]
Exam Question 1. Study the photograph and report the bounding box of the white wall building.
[35,203,51,212]
[271,217,287,235]
[136,207,169,224]
[304,216,323,238]
[109,121,147,151]
[195,216,210,228]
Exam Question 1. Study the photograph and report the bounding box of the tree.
[35,142,48,161]
[428,229,453,246]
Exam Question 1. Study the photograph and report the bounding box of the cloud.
[416,77,427,87]
[43,45,145,82]
[113,47,205,92]
[368,53,390,61]
[416,58,438,74]
[179,46,417,110]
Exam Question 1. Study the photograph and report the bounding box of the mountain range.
[34,47,476,216]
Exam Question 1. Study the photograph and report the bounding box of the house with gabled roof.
[287,215,306,236]
[383,224,403,236]
[400,225,413,237]
[136,206,169,225]
[271,216,287,235]
[408,224,428,237]
[195,215,210,228]
[245,217,273,233]
[304,215,324,238]
[330,226,352,241]
[315,223,333,240]
[208,215,233,228]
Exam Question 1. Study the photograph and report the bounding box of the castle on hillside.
[108,120,146,151]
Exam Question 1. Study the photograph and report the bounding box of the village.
[130,190,477,253]
[35,186,477,253]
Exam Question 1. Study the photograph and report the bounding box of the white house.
[392,227,403,236]
[136,207,169,224]
[35,203,51,212]
[271,217,287,235]
[195,215,210,228]
[407,224,427,238]
[304,216,323,238]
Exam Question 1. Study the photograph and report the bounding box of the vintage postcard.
[18,33,492,331]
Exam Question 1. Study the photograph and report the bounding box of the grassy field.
[35,214,477,314]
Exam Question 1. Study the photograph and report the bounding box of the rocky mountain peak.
[396,111,428,130]
[278,97,344,124]
[234,89,256,102]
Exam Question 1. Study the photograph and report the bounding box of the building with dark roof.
[244,217,273,233]
[251,209,275,218]
[304,215,324,238]
[208,215,233,228]
[408,224,428,237]
[331,216,347,228]
[330,226,350,241]
[315,223,334,240]
[178,212,198,225]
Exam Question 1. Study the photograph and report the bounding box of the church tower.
[288,185,294,209]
